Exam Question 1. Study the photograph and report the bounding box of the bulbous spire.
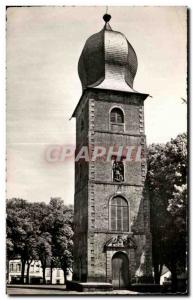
[78,16,138,93]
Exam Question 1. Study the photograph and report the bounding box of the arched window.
[110,108,124,124]
[110,108,124,132]
[109,196,129,231]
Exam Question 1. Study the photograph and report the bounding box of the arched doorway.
[112,252,129,289]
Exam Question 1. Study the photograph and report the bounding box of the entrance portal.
[112,252,129,289]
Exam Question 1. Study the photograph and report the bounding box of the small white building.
[160,266,171,285]
[8,259,68,284]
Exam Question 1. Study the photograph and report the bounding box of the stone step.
[66,281,113,292]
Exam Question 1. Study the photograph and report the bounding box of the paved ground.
[7,285,139,295]
[7,288,67,295]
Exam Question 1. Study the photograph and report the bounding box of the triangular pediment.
[104,234,137,250]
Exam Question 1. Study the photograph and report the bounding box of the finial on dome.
[103,14,111,23]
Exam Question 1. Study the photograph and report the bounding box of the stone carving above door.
[104,234,137,250]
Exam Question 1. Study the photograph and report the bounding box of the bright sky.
[6,6,187,205]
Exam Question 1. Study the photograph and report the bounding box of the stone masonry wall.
[73,94,90,281]
[73,89,152,283]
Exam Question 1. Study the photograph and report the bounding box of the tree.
[6,238,14,282]
[42,198,74,283]
[6,199,48,283]
[53,228,73,283]
[147,133,187,291]
[36,233,52,284]
[6,197,74,285]
[25,237,38,284]
[6,199,35,283]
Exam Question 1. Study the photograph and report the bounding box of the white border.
[2,0,192,5]
[0,1,191,299]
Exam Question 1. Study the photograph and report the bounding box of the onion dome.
[78,14,138,93]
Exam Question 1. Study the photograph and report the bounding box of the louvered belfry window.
[110,108,124,124]
[110,196,129,231]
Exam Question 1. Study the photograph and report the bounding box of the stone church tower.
[72,14,152,289]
